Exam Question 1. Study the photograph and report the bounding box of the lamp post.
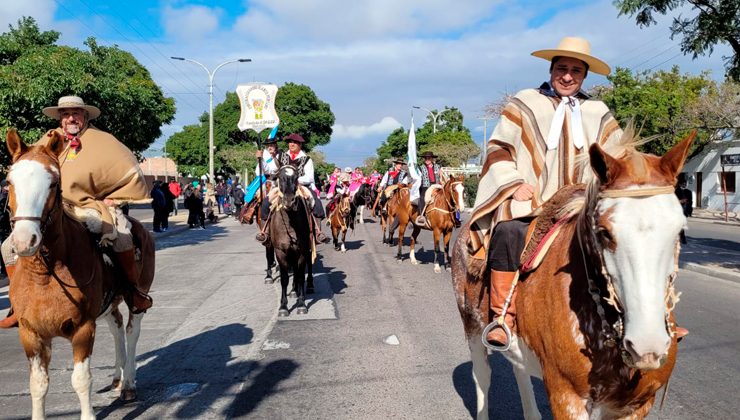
[171,56,252,183]
[412,105,451,134]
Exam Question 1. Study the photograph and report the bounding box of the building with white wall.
[683,139,740,214]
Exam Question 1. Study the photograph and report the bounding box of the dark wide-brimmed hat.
[263,136,279,144]
[420,151,437,159]
[43,95,101,120]
[392,158,405,165]
[284,133,305,144]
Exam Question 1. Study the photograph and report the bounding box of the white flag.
[236,83,280,133]
[407,118,421,202]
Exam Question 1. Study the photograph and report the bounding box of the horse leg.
[468,336,491,420]
[278,261,290,317]
[104,305,125,391]
[359,205,364,224]
[443,229,453,272]
[433,228,442,273]
[306,259,314,294]
[409,225,421,265]
[396,216,406,260]
[70,321,96,420]
[264,246,276,284]
[294,258,307,315]
[512,363,542,420]
[120,312,144,402]
[333,224,340,251]
[20,327,51,420]
[545,380,586,419]
[341,228,347,253]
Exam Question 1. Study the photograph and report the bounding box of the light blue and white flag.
[407,117,422,202]
[267,124,279,140]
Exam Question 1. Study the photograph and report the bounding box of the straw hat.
[531,37,610,75]
[344,167,352,173]
[339,173,351,183]
[43,96,101,120]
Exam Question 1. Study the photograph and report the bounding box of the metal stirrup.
[481,320,512,352]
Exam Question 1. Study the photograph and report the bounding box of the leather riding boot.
[115,249,153,313]
[676,326,689,341]
[486,270,517,346]
[312,216,328,244]
[0,265,18,328]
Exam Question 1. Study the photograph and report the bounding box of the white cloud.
[162,5,222,41]
[0,0,56,29]
[332,116,402,139]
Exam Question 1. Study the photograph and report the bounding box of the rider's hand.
[255,150,262,158]
[512,183,534,201]
[103,198,115,207]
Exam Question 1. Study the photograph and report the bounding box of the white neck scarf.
[546,96,584,150]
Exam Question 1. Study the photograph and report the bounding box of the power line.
[630,44,680,72]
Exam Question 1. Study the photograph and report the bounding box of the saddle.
[519,184,585,274]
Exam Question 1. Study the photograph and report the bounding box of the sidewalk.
[689,208,740,225]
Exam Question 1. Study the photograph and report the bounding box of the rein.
[427,181,463,216]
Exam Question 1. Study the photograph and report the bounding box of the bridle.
[577,184,680,358]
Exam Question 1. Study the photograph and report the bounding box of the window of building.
[719,172,736,193]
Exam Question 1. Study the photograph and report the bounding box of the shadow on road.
[228,358,300,417]
[313,253,348,295]
[96,323,255,419]
[342,239,364,251]
[452,354,552,419]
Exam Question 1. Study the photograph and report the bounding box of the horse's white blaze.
[455,183,465,211]
[8,160,52,255]
[29,355,48,420]
[71,358,94,420]
[284,167,295,176]
[598,192,684,366]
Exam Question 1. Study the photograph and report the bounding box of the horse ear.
[660,130,695,179]
[6,128,28,163]
[45,130,65,158]
[589,143,620,185]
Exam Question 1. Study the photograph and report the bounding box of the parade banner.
[236,83,279,133]
[407,117,422,202]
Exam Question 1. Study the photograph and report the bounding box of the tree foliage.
[592,66,740,155]
[166,82,335,178]
[615,0,740,81]
[373,107,480,170]
[0,17,175,168]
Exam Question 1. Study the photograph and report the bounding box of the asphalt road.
[0,211,737,419]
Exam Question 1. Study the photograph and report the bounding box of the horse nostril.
[623,338,637,356]
[29,234,38,248]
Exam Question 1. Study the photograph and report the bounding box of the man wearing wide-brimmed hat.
[467,37,625,347]
[0,95,153,328]
[414,151,444,226]
[377,158,409,215]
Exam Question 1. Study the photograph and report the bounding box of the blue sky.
[1,0,731,171]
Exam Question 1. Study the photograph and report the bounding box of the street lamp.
[412,105,451,134]
[171,56,252,183]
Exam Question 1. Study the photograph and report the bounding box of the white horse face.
[454,182,465,212]
[596,190,685,370]
[7,159,57,256]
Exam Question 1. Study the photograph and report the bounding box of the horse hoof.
[264,277,274,284]
[289,291,297,298]
[434,266,442,274]
[446,266,451,272]
[307,286,315,294]
[120,388,137,403]
[334,246,341,251]
[278,309,290,317]
[111,378,122,392]
[296,307,308,315]
[411,260,418,265]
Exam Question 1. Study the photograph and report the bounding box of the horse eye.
[597,227,614,245]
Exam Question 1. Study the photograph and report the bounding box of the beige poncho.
[468,88,622,260]
[36,126,150,239]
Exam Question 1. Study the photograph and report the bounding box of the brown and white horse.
[329,194,353,252]
[451,132,693,419]
[5,129,155,419]
[409,175,465,273]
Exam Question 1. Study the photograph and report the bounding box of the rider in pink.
[368,169,381,189]
[349,167,364,196]
[326,167,341,200]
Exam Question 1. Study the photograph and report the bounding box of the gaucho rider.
[468,38,632,347]
[413,151,445,226]
[376,158,409,215]
[256,133,328,244]
[243,135,280,223]
[1,96,153,328]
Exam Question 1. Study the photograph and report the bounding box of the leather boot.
[676,326,689,342]
[115,249,153,313]
[312,216,328,244]
[486,270,517,346]
[0,265,18,328]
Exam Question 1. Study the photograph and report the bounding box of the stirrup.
[481,319,512,352]
[256,232,269,245]
[415,216,428,226]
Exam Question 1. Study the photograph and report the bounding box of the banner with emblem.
[236,83,279,133]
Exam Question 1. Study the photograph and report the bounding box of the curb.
[146,213,232,241]
[688,217,740,227]
[681,262,740,284]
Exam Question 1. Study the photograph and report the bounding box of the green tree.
[166,83,335,178]
[375,107,479,168]
[0,17,175,168]
[593,66,714,155]
[615,0,740,81]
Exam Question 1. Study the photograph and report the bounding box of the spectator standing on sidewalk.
[232,184,245,219]
[160,182,175,230]
[151,181,168,232]
[215,179,226,214]
[676,179,693,244]
[168,180,182,215]
[185,187,206,229]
